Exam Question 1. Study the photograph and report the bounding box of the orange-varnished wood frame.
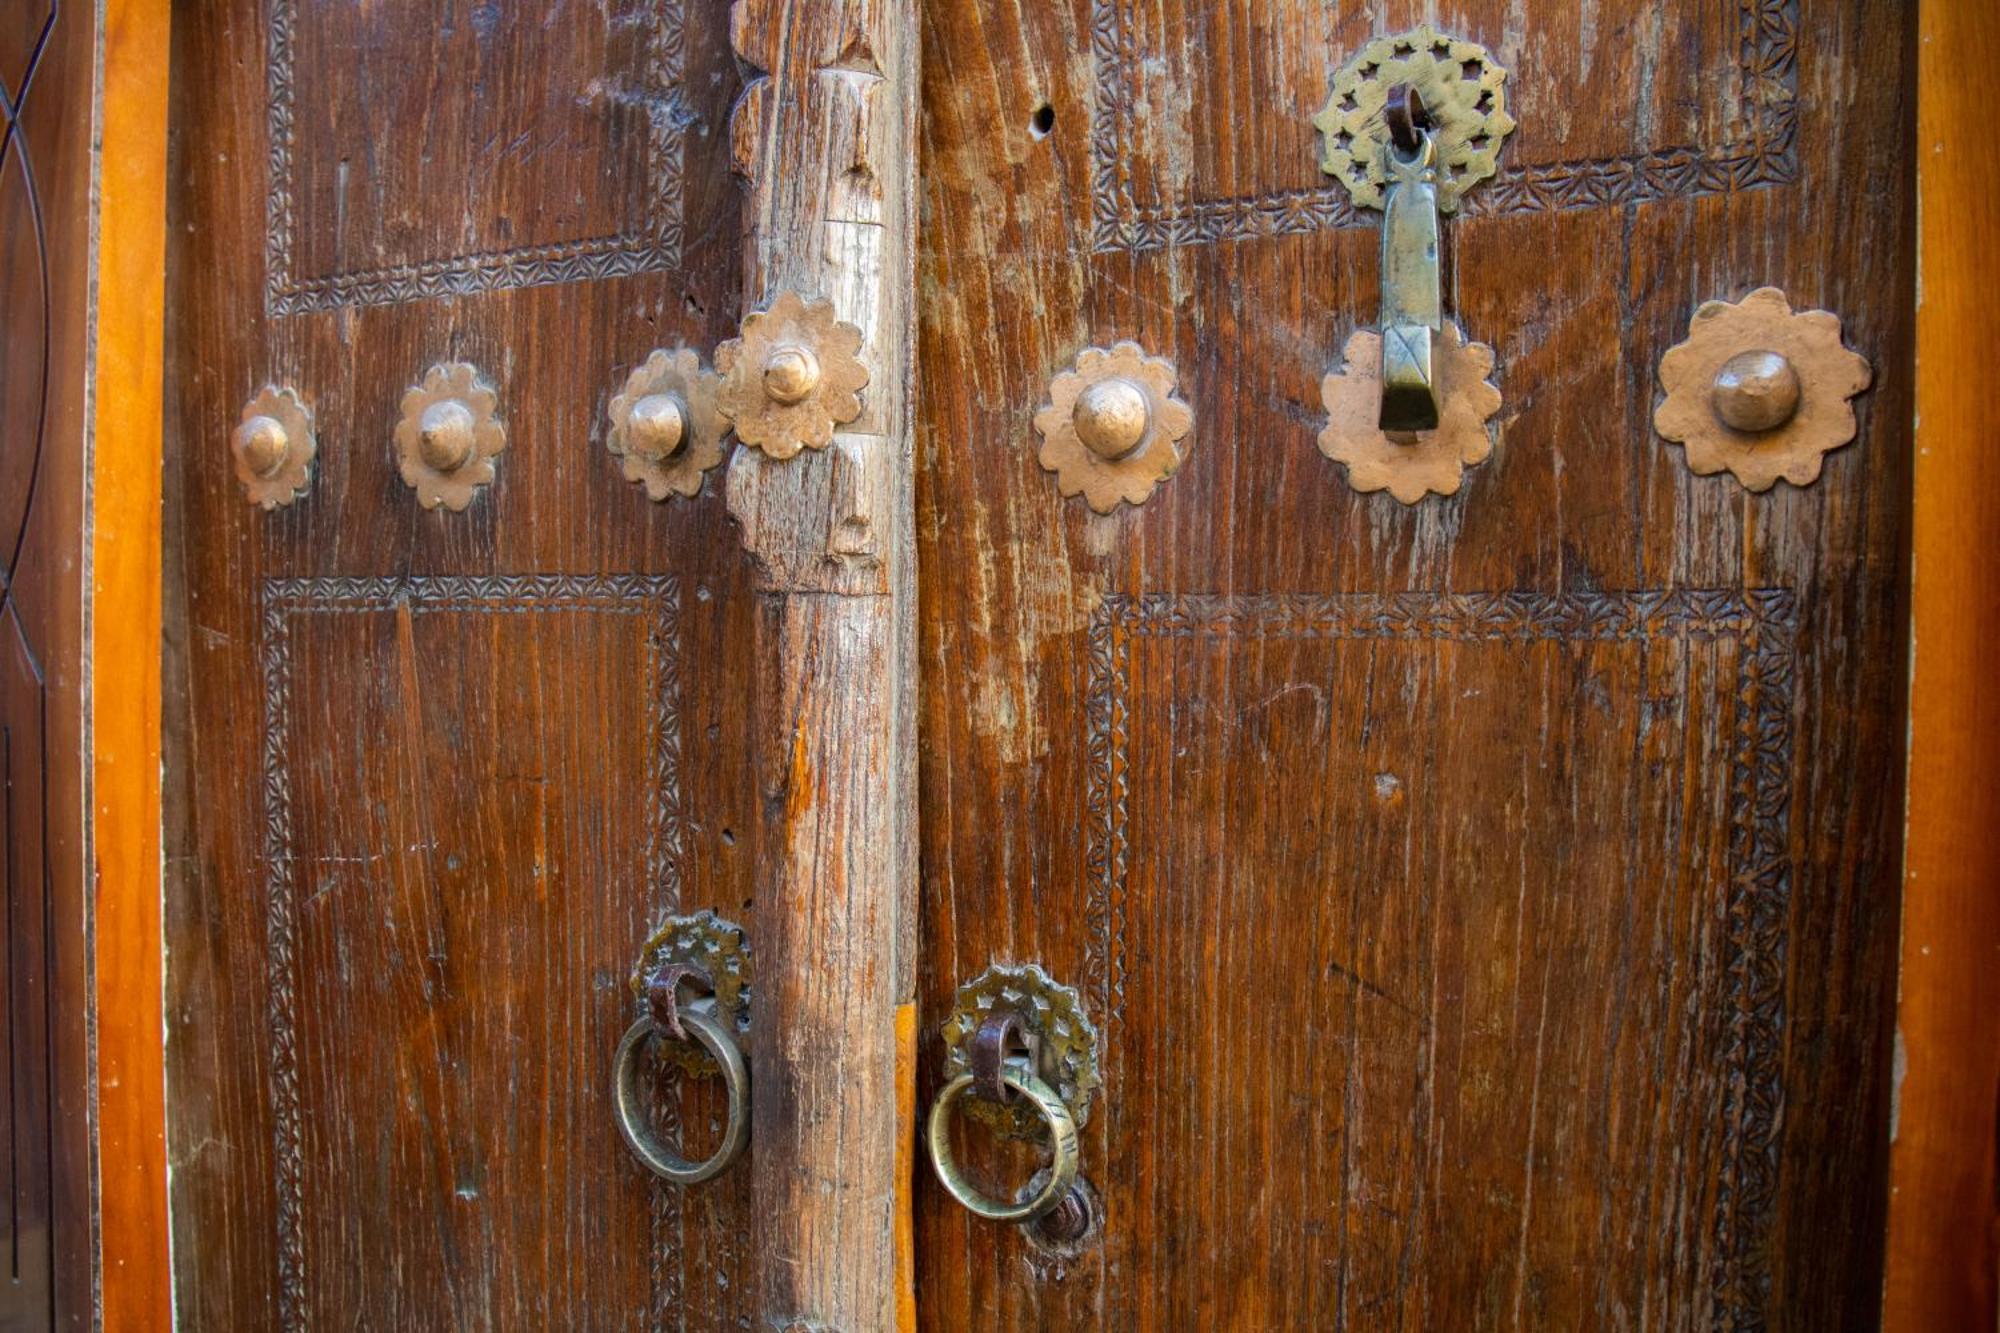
[92,0,172,1326]
[1882,1,2000,1326]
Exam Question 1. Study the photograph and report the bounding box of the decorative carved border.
[1084,588,1796,1323]
[1089,0,1801,251]
[265,1,688,315]
[260,575,685,1327]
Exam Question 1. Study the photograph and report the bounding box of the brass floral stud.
[394,362,506,511]
[714,291,869,460]
[1033,341,1194,514]
[231,384,316,510]
[606,347,728,500]
[1654,287,1872,492]
[1317,323,1501,503]
[1313,27,1516,215]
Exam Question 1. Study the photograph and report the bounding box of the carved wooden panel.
[1078,592,1792,1324]
[917,0,1910,1326]
[165,2,755,1326]
[1092,0,1799,250]
[266,0,700,314]
[255,577,692,1325]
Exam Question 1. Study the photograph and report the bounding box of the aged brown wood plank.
[1881,0,2000,1324]
[914,0,1912,1326]
[722,0,921,1324]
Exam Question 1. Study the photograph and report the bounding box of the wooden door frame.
[1879,0,2000,1325]
[91,0,171,1327]
[78,0,1996,1327]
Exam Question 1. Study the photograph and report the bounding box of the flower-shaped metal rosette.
[606,347,728,500]
[1654,287,1873,492]
[1318,322,1502,503]
[1033,341,1194,514]
[1313,26,1516,214]
[627,910,753,1077]
[231,384,316,510]
[940,962,1100,1141]
[713,291,869,460]
[394,362,507,512]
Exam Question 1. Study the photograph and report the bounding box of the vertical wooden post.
[723,0,918,1327]
[94,2,174,1324]
[1883,0,2000,1325]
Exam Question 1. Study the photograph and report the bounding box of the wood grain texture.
[722,0,921,1322]
[1880,0,2000,1324]
[91,0,173,1328]
[1,2,108,1324]
[913,0,1912,1327]
[162,3,764,1326]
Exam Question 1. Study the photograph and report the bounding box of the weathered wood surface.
[1881,0,2000,1325]
[913,0,1911,1327]
[723,0,921,1323]
[162,3,768,1326]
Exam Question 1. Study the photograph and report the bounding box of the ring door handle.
[611,997,750,1186]
[612,912,753,1186]
[924,964,1102,1241]
[926,1057,1079,1224]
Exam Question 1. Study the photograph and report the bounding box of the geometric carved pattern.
[1086,588,1797,1323]
[1089,0,1801,252]
[259,575,684,1326]
[264,1,689,315]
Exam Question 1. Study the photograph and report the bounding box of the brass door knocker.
[611,913,752,1186]
[1377,85,1443,433]
[1314,30,1511,502]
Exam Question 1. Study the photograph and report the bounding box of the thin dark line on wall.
[3,719,16,1286]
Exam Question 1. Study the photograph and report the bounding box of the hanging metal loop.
[926,1056,1081,1225]
[611,995,750,1186]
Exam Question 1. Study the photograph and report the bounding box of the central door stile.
[720,0,921,1328]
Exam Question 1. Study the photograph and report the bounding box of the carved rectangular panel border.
[1089,0,1800,252]
[263,1,688,315]
[1084,588,1797,1322]
[258,575,686,1326]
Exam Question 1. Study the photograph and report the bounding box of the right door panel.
[914,1,1910,1327]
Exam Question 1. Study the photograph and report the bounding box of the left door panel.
[163,4,757,1326]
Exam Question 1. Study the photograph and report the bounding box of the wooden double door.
[163,0,1910,1327]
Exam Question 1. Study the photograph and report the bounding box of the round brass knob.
[417,399,478,472]
[234,414,290,478]
[1710,349,1802,434]
[1071,377,1150,459]
[625,393,689,459]
[762,345,822,405]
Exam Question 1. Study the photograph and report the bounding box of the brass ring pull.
[611,999,750,1185]
[926,1058,1080,1224]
